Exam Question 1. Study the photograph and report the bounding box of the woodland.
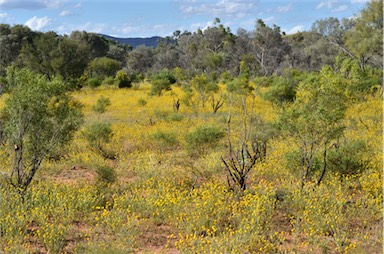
[0,0,382,253]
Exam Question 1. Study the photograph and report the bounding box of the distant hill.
[99,34,161,48]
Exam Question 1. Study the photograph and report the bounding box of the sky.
[0,0,370,38]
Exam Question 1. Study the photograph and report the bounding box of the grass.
[0,82,382,253]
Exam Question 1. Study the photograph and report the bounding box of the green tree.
[87,57,121,79]
[345,0,383,68]
[150,70,176,96]
[0,68,83,194]
[51,36,90,80]
[278,67,347,186]
[18,31,59,78]
[190,74,218,108]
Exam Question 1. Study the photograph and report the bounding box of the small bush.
[92,96,111,114]
[167,112,184,122]
[116,70,131,88]
[138,98,147,106]
[102,76,116,86]
[152,130,178,147]
[328,140,368,176]
[83,122,113,149]
[150,70,176,96]
[87,77,102,88]
[96,166,117,184]
[154,110,169,120]
[185,125,225,153]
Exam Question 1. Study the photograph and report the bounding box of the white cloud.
[278,3,293,13]
[316,0,338,9]
[190,21,214,31]
[0,0,69,10]
[0,12,8,19]
[180,0,255,19]
[286,25,305,34]
[332,5,348,12]
[41,0,69,9]
[264,16,275,22]
[25,16,52,30]
[351,0,369,3]
[60,10,74,16]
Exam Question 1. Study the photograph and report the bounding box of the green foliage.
[263,70,304,105]
[137,98,147,106]
[167,112,184,122]
[278,67,349,185]
[102,76,116,86]
[190,73,219,107]
[226,77,253,95]
[263,76,296,105]
[92,96,111,114]
[96,165,117,184]
[152,130,178,147]
[335,54,383,98]
[328,140,368,176]
[88,57,121,79]
[150,70,176,96]
[83,122,113,149]
[1,67,83,192]
[345,0,383,68]
[87,77,102,88]
[185,125,225,153]
[115,70,131,88]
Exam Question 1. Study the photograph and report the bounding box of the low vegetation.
[0,1,382,253]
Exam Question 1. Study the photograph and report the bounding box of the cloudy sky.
[0,0,370,37]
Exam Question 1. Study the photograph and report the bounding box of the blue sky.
[0,0,370,37]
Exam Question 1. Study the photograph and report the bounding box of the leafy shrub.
[83,122,113,149]
[102,76,116,86]
[96,165,117,184]
[185,125,225,153]
[154,109,169,120]
[328,140,368,176]
[263,76,297,105]
[226,77,253,95]
[167,112,184,122]
[150,70,176,96]
[137,98,147,106]
[87,77,102,88]
[88,57,121,79]
[152,130,178,147]
[92,96,111,113]
[115,70,131,88]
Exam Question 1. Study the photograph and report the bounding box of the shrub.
[263,76,297,105]
[167,112,184,122]
[87,77,102,88]
[328,140,368,176]
[92,96,111,114]
[83,122,113,149]
[185,125,225,153]
[137,98,147,106]
[152,130,178,147]
[102,76,116,86]
[116,70,131,88]
[150,70,176,96]
[154,109,169,120]
[96,166,117,184]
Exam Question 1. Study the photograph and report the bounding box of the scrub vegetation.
[0,1,382,253]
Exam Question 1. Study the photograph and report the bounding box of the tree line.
[0,0,382,89]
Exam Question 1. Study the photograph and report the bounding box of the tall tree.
[1,68,83,194]
[345,0,383,69]
[0,24,35,75]
[252,19,289,75]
